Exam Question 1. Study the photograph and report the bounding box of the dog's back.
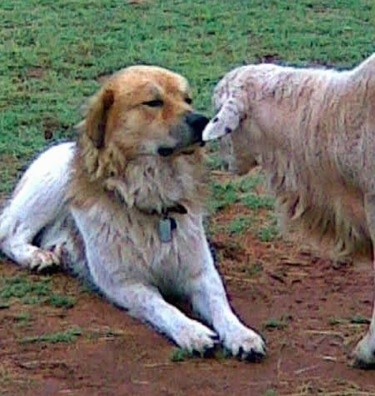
[0,142,75,268]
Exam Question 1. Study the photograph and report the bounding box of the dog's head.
[79,66,209,166]
[203,72,258,175]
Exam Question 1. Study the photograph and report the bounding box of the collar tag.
[158,217,177,243]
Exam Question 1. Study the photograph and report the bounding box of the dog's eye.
[143,99,164,108]
[185,97,193,105]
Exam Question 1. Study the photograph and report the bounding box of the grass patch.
[329,316,371,326]
[246,262,264,277]
[20,327,82,344]
[349,316,370,325]
[227,217,253,235]
[0,302,10,310]
[262,316,291,330]
[169,348,196,362]
[169,347,231,362]
[328,317,347,326]
[209,181,238,212]
[263,390,278,396]
[0,276,76,309]
[47,294,76,309]
[257,224,280,242]
[209,174,272,215]
[241,194,275,211]
[234,175,264,193]
[14,312,32,324]
[85,327,126,341]
[0,276,50,301]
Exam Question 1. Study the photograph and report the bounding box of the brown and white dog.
[202,54,375,368]
[0,66,265,359]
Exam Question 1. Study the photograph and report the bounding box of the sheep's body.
[203,54,375,368]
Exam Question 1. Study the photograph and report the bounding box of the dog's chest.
[137,214,203,291]
[73,203,204,294]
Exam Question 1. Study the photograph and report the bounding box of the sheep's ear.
[202,97,242,141]
[85,88,114,148]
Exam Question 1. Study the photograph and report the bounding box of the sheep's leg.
[352,193,375,368]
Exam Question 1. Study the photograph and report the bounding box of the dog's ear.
[85,88,115,149]
[202,97,243,141]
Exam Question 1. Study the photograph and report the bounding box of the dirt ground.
[1,180,375,396]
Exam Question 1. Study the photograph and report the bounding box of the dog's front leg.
[353,193,375,368]
[188,237,266,361]
[90,272,219,353]
[73,211,219,353]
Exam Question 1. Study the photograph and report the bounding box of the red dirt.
[1,184,375,395]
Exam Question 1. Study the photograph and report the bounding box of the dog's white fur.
[203,54,375,368]
[0,66,265,359]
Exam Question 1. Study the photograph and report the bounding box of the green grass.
[0,276,76,308]
[263,390,278,396]
[262,316,291,330]
[1,0,374,196]
[246,261,264,277]
[242,194,275,211]
[169,348,197,362]
[14,312,32,324]
[227,217,253,235]
[257,220,280,242]
[0,276,51,301]
[210,181,239,212]
[209,176,274,213]
[328,316,371,326]
[47,294,76,309]
[349,316,371,325]
[209,176,280,240]
[0,301,11,309]
[169,346,231,362]
[20,327,82,344]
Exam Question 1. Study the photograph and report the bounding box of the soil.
[1,174,375,396]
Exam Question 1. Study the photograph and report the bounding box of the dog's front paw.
[175,320,219,355]
[352,333,375,369]
[30,246,62,272]
[222,323,266,362]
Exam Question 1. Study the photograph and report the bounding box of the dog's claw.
[221,325,266,362]
[240,347,266,363]
[29,246,62,273]
[193,343,219,358]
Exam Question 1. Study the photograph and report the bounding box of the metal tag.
[159,218,173,243]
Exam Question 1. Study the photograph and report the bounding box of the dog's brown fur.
[70,66,207,213]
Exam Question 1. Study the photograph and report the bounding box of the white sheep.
[203,54,375,368]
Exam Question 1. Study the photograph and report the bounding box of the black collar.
[111,189,188,217]
[151,203,188,217]
[139,203,188,243]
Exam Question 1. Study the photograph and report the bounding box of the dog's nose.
[185,113,210,145]
[185,113,210,134]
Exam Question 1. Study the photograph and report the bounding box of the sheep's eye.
[143,99,164,107]
[185,97,193,105]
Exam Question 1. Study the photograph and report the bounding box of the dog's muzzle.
[157,112,209,156]
[185,112,210,144]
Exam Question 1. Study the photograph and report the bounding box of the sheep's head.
[203,85,258,175]
[203,97,243,140]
